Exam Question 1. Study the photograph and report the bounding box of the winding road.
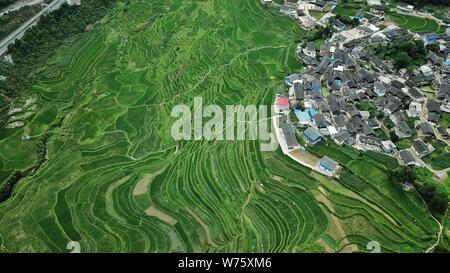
[0,0,64,57]
[0,0,43,16]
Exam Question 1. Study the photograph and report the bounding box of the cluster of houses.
[274,0,409,31]
[275,0,338,30]
[372,2,450,28]
[273,10,450,168]
[275,94,341,176]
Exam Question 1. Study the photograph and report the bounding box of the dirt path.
[407,147,449,181]
[297,2,326,27]
[239,184,254,229]
[410,184,447,253]
[380,118,391,138]
[399,9,445,26]
[317,238,334,253]
[186,207,219,248]
[272,115,321,171]
[311,172,399,226]
[316,186,358,253]
[424,201,448,253]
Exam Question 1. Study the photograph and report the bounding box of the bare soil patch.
[133,166,168,196]
[186,207,218,247]
[145,206,177,225]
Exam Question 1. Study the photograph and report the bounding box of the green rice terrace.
[386,11,445,34]
[0,0,446,252]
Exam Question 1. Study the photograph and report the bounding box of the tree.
[0,0,15,10]
[389,166,416,188]
[390,133,399,143]
[393,52,411,70]
[334,14,359,28]
[416,181,449,214]
[374,39,427,70]
[429,192,448,213]
[401,0,450,7]
[305,25,333,42]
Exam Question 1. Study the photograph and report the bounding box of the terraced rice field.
[441,113,450,129]
[387,12,445,33]
[422,139,450,170]
[309,10,326,20]
[0,0,443,252]
[332,6,359,17]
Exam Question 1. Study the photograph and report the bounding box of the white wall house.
[407,102,422,117]
[397,2,414,13]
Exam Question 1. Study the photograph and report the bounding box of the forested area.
[401,0,450,6]
[373,39,427,70]
[390,167,449,215]
[0,0,117,128]
[0,0,15,10]
[0,5,43,40]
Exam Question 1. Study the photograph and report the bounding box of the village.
[269,0,450,179]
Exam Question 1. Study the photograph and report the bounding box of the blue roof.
[334,21,346,30]
[425,33,439,40]
[294,109,311,122]
[285,74,300,84]
[319,156,339,172]
[424,34,439,44]
[308,108,317,117]
[334,79,342,86]
[311,82,321,92]
[304,127,321,142]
